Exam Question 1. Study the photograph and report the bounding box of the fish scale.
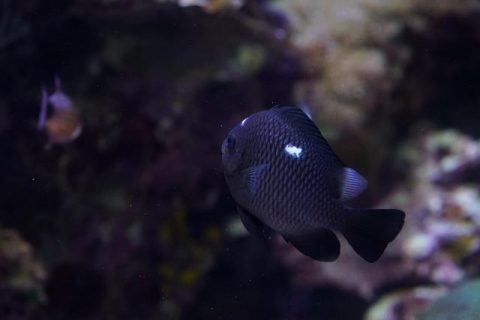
[248,112,343,234]
[222,106,405,262]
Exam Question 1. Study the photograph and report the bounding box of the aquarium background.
[1,0,480,319]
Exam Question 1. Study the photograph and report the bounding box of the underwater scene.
[1,0,480,319]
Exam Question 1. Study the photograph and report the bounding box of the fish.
[221,106,405,262]
[178,0,244,13]
[37,76,82,147]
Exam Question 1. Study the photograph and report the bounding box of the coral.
[273,0,480,130]
[390,129,480,259]
[376,129,480,285]
[362,128,480,318]
[272,128,480,308]
[270,0,480,192]
[418,278,480,320]
[273,0,409,132]
[367,275,480,320]
[361,0,480,16]
[0,229,46,319]
[273,234,413,298]
[177,0,245,13]
[258,2,480,315]
[0,0,294,318]
[365,286,447,320]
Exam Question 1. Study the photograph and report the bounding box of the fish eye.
[226,135,236,149]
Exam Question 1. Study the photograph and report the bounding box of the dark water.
[1,1,480,319]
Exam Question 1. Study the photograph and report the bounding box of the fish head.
[221,122,246,175]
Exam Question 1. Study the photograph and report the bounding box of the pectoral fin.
[283,229,340,262]
[240,164,268,202]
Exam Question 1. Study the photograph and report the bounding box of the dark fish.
[221,106,405,262]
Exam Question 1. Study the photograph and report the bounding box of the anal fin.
[284,229,340,262]
[237,206,266,241]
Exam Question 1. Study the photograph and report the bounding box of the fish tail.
[341,208,405,263]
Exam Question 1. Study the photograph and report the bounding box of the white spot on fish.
[284,144,303,158]
[241,117,248,126]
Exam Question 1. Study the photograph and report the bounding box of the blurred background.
[1,0,480,319]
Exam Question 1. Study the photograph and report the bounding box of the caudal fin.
[341,208,405,263]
